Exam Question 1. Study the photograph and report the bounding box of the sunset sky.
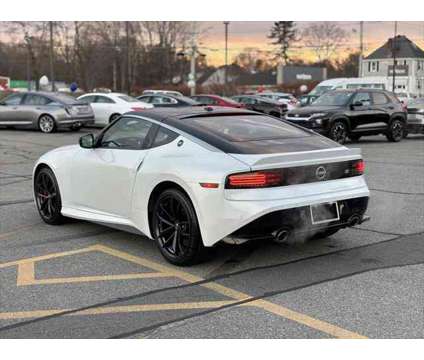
[197,21,424,66]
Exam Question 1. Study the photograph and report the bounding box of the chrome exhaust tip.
[272,227,291,244]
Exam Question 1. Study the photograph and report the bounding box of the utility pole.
[224,21,230,95]
[358,21,364,77]
[49,22,55,92]
[24,35,31,91]
[189,30,197,96]
[392,21,398,92]
[125,22,131,95]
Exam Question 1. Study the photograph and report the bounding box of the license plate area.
[310,202,340,225]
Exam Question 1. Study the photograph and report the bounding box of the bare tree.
[302,22,349,62]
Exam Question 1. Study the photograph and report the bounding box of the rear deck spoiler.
[231,147,362,170]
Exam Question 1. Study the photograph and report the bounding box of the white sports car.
[33,107,370,265]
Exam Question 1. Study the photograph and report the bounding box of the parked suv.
[284,89,407,144]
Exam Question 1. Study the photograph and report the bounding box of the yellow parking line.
[0,246,94,269]
[0,301,236,320]
[31,273,172,285]
[93,245,367,339]
[16,262,35,286]
[0,244,367,338]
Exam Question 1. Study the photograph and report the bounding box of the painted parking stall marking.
[0,244,366,338]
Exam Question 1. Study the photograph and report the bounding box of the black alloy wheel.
[34,167,64,225]
[386,119,404,142]
[152,188,204,265]
[329,121,348,144]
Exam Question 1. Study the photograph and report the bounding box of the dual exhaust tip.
[272,214,365,244]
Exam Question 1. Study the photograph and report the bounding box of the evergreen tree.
[268,21,298,65]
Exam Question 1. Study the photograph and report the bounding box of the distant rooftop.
[365,35,424,60]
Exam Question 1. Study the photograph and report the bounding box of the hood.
[287,105,342,117]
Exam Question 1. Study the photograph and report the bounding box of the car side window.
[372,92,390,105]
[95,96,115,104]
[199,97,215,105]
[100,117,153,150]
[352,92,371,106]
[151,126,179,148]
[151,96,177,105]
[3,94,24,105]
[138,96,152,103]
[23,95,51,105]
[240,97,255,105]
[80,95,96,103]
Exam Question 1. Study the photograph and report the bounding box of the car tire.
[329,120,348,144]
[38,115,56,133]
[70,124,82,132]
[152,188,205,266]
[386,119,404,142]
[349,134,362,142]
[34,167,65,225]
[109,113,121,124]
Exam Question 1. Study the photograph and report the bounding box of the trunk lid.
[229,141,362,171]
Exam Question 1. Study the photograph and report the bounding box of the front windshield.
[313,92,353,106]
[309,85,334,96]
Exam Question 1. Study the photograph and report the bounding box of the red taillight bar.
[353,159,365,175]
[226,171,282,189]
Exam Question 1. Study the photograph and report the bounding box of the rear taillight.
[131,107,146,111]
[226,171,283,189]
[351,159,365,176]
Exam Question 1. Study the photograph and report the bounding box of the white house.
[360,35,424,97]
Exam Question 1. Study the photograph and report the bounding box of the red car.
[191,94,244,108]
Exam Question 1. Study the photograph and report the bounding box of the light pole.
[24,35,32,91]
[392,21,398,92]
[49,22,55,92]
[224,21,230,94]
[358,21,364,77]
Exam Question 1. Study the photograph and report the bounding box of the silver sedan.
[0,91,95,133]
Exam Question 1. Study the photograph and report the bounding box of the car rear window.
[53,93,79,104]
[188,115,309,142]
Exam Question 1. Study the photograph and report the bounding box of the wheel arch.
[390,112,407,123]
[330,115,351,131]
[109,113,121,123]
[146,180,202,242]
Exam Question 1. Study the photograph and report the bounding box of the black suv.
[284,89,407,144]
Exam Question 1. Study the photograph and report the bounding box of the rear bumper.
[228,196,369,241]
[57,116,95,127]
[407,114,424,133]
[193,176,370,246]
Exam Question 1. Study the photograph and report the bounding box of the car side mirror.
[79,134,96,149]
[351,101,363,109]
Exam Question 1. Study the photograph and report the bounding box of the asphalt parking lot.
[0,128,423,338]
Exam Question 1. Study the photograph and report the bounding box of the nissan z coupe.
[33,107,370,265]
